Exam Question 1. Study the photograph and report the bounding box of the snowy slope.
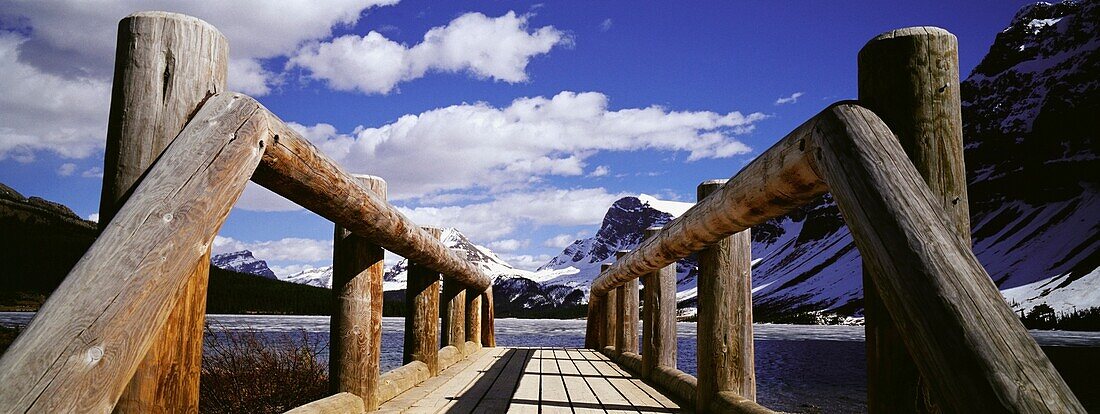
[211,250,278,280]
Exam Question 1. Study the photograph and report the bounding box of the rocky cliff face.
[211,250,278,280]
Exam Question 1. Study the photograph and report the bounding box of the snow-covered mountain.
[281,265,333,288]
[211,250,278,280]
[536,1,1100,315]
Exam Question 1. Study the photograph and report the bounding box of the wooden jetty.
[0,11,1086,414]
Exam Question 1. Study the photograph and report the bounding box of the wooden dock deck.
[378,348,682,413]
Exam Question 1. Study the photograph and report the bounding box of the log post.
[584,292,604,350]
[615,250,639,356]
[465,287,482,349]
[102,12,228,414]
[480,287,496,347]
[641,227,677,379]
[858,26,968,413]
[441,260,467,356]
[601,263,618,353]
[330,175,386,410]
[697,180,756,410]
[405,226,442,376]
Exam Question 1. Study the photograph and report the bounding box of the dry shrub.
[200,326,329,413]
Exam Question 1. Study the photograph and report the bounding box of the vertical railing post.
[441,260,467,356]
[104,12,228,414]
[615,250,639,358]
[696,179,756,411]
[465,287,482,352]
[404,226,442,376]
[584,292,604,350]
[641,227,678,379]
[330,175,386,410]
[858,26,968,413]
[480,287,496,347]
[600,263,617,354]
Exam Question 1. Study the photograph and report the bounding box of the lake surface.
[3,312,1098,413]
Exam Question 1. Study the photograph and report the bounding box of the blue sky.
[0,0,1034,274]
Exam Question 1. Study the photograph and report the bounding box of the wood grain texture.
[465,289,481,347]
[330,175,387,410]
[377,361,431,404]
[100,12,228,414]
[600,263,618,351]
[480,288,495,347]
[252,115,491,292]
[284,392,365,414]
[697,180,756,409]
[441,276,466,355]
[858,26,968,414]
[404,227,442,376]
[614,250,639,356]
[812,103,1083,413]
[640,226,677,379]
[0,93,266,413]
[584,292,603,350]
[591,112,828,295]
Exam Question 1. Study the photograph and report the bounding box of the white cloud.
[87,213,99,223]
[599,18,613,32]
[289,11,569,94]
[57,163,77,176]
[543,234,578,248]
[397,187,627,242]
[213,235,333,263]
[498,253,554,271]
[294,91,763,200]
[234,182,304,212]
[81,167,103,178]
[0,34,110,161]
[775,92,804,105]
[0,0,397,160]
[487,239,529,252]
[588,165,610,177]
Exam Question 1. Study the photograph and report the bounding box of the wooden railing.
[584,27,1085,413]
[0,12,494,414]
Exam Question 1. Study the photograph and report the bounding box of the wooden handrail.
[590,102,1083,412]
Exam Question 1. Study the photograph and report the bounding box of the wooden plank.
[503,349,540,414]
[404,227,442,376]
[433,347,511,411]
[539,349,572,414]
[813,103,1084,413]
[403,347,502,412]
[557,350,604,414]
[574,350,636,414]
[858,26,967,414]
[330,175,387,410]
[696,180,755,408]
[379,348,493,413]
[102,12,228,414]
[253,113,491,292]
[0,93,266,412]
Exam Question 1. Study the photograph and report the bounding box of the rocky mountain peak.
[211,250,278,280]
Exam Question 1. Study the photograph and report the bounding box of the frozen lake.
[3,312,1098,413]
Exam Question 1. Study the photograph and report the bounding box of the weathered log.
[584,292,603,350]
[614,250,639,356]
[711,392,775,414]
[100,12,228,414]
[437,345,462,372]
[441,273,467,355]
[812,103,1083,413]
[591,113,828,295]
[330,175,387,410]
[480,288,496,347]
[652,366,698,409]
[858,26,968,414]
[377,361,431,404]
[404,227,442,376]
[465,288,482,348]
[640,226,677,380]
[600,263,618,351]
[697,180,756,409]
[0,93,266,412]
[252,116,491,292]
[284,392,365,414]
